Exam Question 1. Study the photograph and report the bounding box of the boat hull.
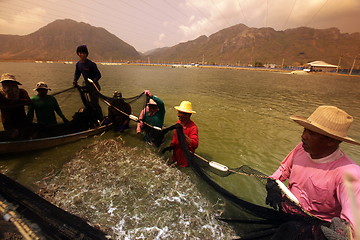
[0,124,111,154]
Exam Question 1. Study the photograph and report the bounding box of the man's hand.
[144,90,152,97]
[265,179,283,211]
[321,217,351,240]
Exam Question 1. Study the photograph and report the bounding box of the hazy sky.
[0,0,359,52]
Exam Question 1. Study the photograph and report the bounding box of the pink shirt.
[271,143,360,228]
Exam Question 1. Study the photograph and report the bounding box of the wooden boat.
[0,122,112,154]
[0,83,117,154]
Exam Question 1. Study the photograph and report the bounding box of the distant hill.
[146,24,360,68]
[0,19,140,61]
[1,19,359,68]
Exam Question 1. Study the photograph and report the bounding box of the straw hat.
[0,73,22,85]
[174,101,196,114]
[290,106,360,145]
[34,82,51,91]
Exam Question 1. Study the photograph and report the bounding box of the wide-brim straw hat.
[34,82,51,91]
[290,105,360,145]
[174,101,196,114]
[0,73,22,85]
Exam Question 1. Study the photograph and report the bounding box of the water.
[1,62,360,238]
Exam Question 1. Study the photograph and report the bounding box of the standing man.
[266,106,360,239]
[164,101,199,167]
[73,45,103,120]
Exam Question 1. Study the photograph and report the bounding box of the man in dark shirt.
[73,45,103,120]
[108,91,132,132]
[0,73,31,137]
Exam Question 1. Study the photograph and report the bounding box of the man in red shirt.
[167,101,199,167]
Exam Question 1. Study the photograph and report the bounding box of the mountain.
[1,19,359,67]
[146,24,360,68]
[0,19,140,61]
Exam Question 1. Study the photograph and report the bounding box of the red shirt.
[170,120,199,167]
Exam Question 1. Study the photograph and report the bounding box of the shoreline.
[1,60,359,78]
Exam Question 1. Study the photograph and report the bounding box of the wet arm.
[136,109,145,133]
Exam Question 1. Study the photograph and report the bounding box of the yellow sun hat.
[174,101,196,114]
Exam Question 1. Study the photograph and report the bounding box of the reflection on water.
[38,139,236,239]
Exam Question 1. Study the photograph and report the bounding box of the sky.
[0,0,359,53]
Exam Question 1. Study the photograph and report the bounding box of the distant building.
[264,63,276,69]
[306,61,339,72]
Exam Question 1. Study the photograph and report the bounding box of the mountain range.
[0,19,359,68]
[0,19,140,62]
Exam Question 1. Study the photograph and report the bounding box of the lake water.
[1,62,360,239]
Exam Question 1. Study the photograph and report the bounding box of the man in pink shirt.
[267,106,360,239]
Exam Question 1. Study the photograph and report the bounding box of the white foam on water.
[39,139,236,239]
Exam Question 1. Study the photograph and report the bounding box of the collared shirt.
[271,142,360,228]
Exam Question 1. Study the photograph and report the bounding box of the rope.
[50,86,75,96]
[87,78,161,131]
[192,152,324,221]
[102,98,161,130]
[193,153,268,179]
[0,86,75,109]
[0,199,40,240]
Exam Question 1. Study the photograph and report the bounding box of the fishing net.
[0,83,149,238]
[36,138,237,239]
[0,81,147,139]
[170,125,330,240]
[0,173,109,240]
[91,84,332,239]
[0,81,334,239]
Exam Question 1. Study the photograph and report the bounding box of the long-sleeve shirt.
[170,120,199,167]
[27,95,67,125]
[136,95,165,132]
[0,88,31,130]
[74,59,101,86]
[271,142,360,228]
